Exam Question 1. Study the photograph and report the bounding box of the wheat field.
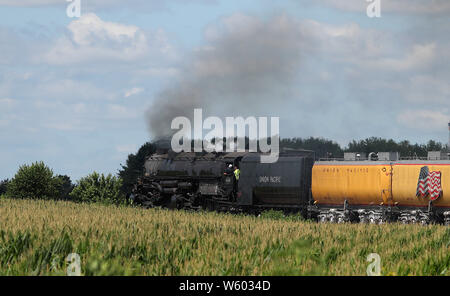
[0,198,449,276]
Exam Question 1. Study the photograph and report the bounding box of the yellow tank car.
[312,161,393,206]
[391,161,450,208]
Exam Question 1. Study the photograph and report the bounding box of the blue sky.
[1,0,449,180]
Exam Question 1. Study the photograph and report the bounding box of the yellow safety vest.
[234,169,240,180]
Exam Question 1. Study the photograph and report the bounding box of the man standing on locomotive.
[233,165,240,199]
[234,165,240,181]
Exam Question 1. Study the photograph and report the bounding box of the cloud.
[0,97,14,108]
[135,67,179,77]
[0,27,30,65]
[42,121,89,132]
[44,13,174,65]
[403,75,450,104]
[291,20,447,109]
[397,110,449,130]
[0,98,18,128]
[124,87,144,98]
[0,0,61,6]
[298,20,437,71]
[106,104,138,119]
[315,0,450,14]
[0,12,177,144]
[34,78,117,101]
[44,13,147,64]
[363,43,436,71]
[298,20,387,59]
[30,99,142,132]
[0,0,217,11]
[22,0,446,15]
[145,12,450,142]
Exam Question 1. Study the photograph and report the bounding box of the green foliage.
[280,137,446,159]
[70,172,126,204]
[118,142,156,195]
[346,137,446,158]
[280,137,344,159]
[260,210,286,220]
[268,239,326,276]
[1,199,450,276]
[0,179,10,196]
[31,229,74,275]
[55,175,74,200]
[0,230,35,267]
[260,210,304,222]
[83,255,141,276]
[6,162,62,200]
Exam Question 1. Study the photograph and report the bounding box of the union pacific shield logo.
[416,166,442,201]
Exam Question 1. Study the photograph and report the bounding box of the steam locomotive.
[131,149,450,225]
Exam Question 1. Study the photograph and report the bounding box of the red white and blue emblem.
[416,166,442,201]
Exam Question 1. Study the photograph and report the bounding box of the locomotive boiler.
[132,152,233,210]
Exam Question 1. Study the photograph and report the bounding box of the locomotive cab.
[220,154,248,202]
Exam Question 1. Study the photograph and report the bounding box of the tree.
[426,140,443,152]
[70,172,125,204]
[7,162,61,200]
[0,179,10,196]
[56,175,74,200]
[345,137,445,158]
[280,137,343,159]
[118,142,156,195]
[346,137,395,154]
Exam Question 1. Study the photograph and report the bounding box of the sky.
[0,0,449,180]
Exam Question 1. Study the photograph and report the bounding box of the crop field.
[0,198,449,276]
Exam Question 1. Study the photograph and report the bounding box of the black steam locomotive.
[131,150,315,215]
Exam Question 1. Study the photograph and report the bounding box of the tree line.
[281,137,447,159]
[0,137,447,202]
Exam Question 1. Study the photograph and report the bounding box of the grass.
[0,198,449,276]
